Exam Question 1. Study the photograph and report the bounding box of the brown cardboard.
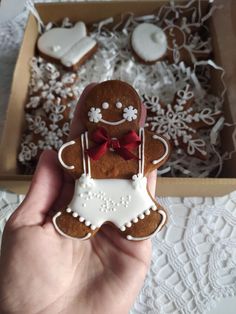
[0,0,236,196]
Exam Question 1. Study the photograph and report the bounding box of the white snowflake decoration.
[123,106,138,121]
[88,107,102,123]
[145,85,220,158]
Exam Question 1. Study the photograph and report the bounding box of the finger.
[69,83,97,139]
[9,150,63,227]
[94,224,152,267]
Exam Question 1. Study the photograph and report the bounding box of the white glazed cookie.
[37,21,97,69]
[131,23,167,63]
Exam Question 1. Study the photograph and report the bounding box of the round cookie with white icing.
[37,21,98,70]
[53,80,170,241]
[131,23,168,63]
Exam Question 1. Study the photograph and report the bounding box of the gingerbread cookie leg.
[120,203,167,241]
[53,209,98,240]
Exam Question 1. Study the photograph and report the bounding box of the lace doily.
[0,191,24,239]
[131,193,236,314]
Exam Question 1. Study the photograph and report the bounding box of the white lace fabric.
[0,1,236,313]
[132,194,236,314]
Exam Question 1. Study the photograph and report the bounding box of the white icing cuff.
[61,37,97,67]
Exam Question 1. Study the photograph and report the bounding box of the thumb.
[9,150,63,228]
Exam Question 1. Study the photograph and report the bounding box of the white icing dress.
[65,128,166,234]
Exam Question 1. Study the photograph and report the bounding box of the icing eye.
[116,101,122,109]
[102,102,109,109]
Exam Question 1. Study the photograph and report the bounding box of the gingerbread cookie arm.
[143,130,170,174]
[58,132,89,178]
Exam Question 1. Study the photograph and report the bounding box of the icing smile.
[100,118,126,126]
[88,105,138,124]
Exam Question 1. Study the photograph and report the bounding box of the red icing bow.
[86,127,141,161]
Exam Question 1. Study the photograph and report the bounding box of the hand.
[0,85,156,314]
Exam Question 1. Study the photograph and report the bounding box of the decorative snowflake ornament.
[88,107,102,123]
[123,106,138,121]
[144,85,221,159]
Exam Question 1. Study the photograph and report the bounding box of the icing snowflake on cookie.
[44,130,64,150]
[26,114,48,136]
[144,85,221,159]
[18,141,38,163]
[88,107,102,123]
[40,79,76,100]
[25,96,41,110]
[123,106,138,121]
[28,57,79,101]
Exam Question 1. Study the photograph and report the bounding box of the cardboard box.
[0,0,236,196]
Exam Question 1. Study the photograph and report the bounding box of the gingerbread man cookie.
[37,21,97,70]
[53,80,170,241]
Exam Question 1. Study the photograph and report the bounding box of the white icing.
[61,37,97,67]
[38,22,86,58]
[84,132,91,177]
[88,107,102,123]
[138,128,145,176]
[37,21,96,67]
[145,85,218,157]
[152,135,169,165]
[164,25,186,51]
[55,129,167,238]
[52,45,61,52]
[116,101,122,109]
[53,212,91,240]
[61,73,77,85]
[26,96,41,109]
[126,209,167,241]
[131,23,167,62]
[58,140,75,170]
[100,118,126,126]
[81,132,91,177]
[102,102,109,109]
[68,175,156,229]
[123,106,138,121]
[88,105,137,125]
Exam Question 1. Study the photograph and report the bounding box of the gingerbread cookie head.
[81,80,142,136]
